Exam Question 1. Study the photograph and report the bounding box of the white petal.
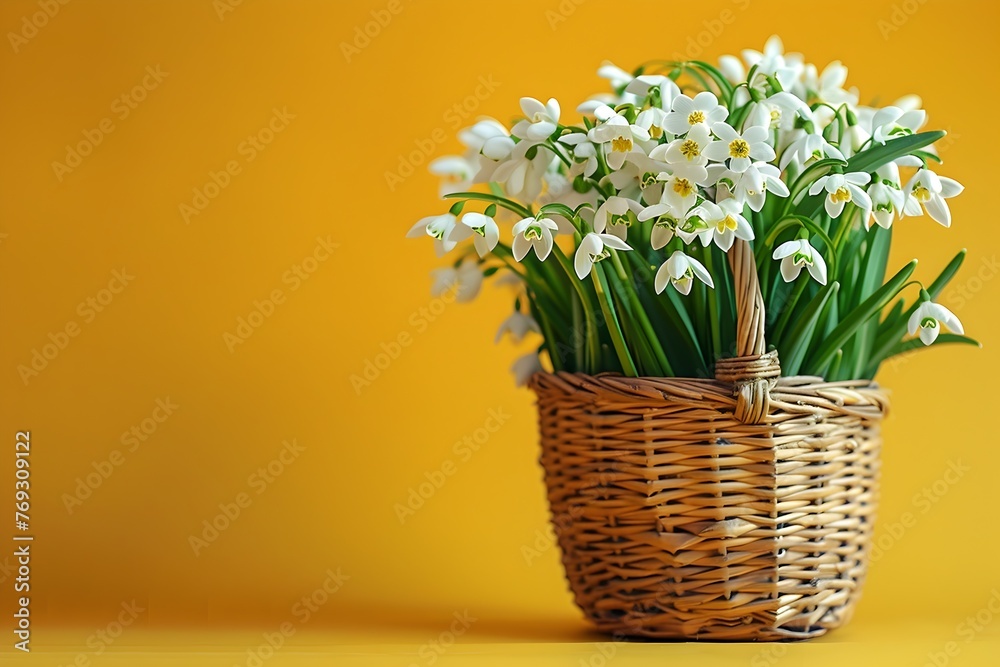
[772,240,800,260]
[807,251,828,285]
[653,262,671,294]
[650,225,673,250]
[601,234,632,251]
[520,97,546,119]
[688,256,714,288]
[536,232,554,261]
[512,234,529,261]
[919,322,940,345]
[526,121,556,140]
[779,257,802,282]
[711,122,739,143]
[575,235,599,279]
[938,177,964,198]
[925,196,952,227]
[927,303,963,334]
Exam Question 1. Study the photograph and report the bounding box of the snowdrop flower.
[458,119,510,153]
[428,156,476,196]
[638,190,696,250]
[663,91,728,136]
[658,172,702,211]
[593,196,643,242]
[654,250,714,296]
[748,92,813,130]
[559,133,599,178]
[800,61,857,106]
[866,162,921,229]
[447,212,499,258]
[431,257,483,302]
[809,172,872,219]
[652,123,712,167]
[495,311,541,343]
[597,61,634,90]
[406,212,458,256]
[704,122,775,173]
[604,151,670,202]
[629,77,681,140]
[741,36,802,92]
[908,300,963,345]
[511,352,543,387]
[574,232,632,279]
[871,105,926,144]
[687,199,754,251]
[778,131,845,171]
[512,97,561,141]
[491,140,553,201]
[511,216,559,262]
[709,161,788,212]
[904,169,964,227]
[772,238,827,285]
[588,105,651,170]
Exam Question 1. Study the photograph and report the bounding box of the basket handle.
[713,239,780,424]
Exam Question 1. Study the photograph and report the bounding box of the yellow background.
[1,0,998,664]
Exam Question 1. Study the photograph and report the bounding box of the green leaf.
[806,259,917,375]
[781,281,840,376]
[846,130,946,173]
[883,333,982,360]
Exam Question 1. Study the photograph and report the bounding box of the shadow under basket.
[528,242,889,641]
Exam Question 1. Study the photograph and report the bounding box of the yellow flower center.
[830,186,852,203]
[770,109,781,122]
[672,178,694,197]
[687,110,705,125]
[913,185,931,202]
[679,139,701,159]
[611,136,633,153]
[728,138,750,159]
[716,215,738,233]
[649,125,663,139]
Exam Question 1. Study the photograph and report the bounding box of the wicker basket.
[529,240,889,641]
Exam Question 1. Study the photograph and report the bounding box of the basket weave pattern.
[529,241,889,640]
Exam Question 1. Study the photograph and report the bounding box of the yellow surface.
[1,0,998,664]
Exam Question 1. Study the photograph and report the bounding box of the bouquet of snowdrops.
[407,37,977,384]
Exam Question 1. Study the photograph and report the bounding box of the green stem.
[610,250,673,376]
[592,262,637,376]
